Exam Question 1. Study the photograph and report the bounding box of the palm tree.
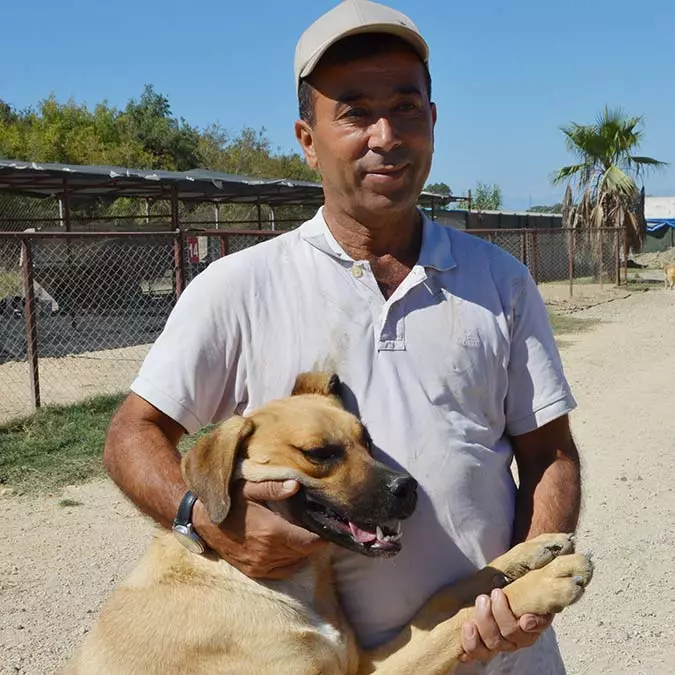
[553,106,667,251]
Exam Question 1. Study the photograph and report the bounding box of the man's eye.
[395,102,419,113]
[302,446,343,462]
[345,108,368,118]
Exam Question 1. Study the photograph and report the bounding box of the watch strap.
[174,490,199,527]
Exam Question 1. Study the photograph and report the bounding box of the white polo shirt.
[131,208,575,674]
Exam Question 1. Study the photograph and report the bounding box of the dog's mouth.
[293,490,405,558]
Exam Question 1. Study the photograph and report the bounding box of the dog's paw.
[498,533,576,581]
[505,553,594,617]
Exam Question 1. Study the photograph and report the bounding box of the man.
[103,1,581,672]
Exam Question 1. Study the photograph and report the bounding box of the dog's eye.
[302,445,343,463]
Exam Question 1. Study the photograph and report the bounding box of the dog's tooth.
[395,520,402,534]
[376,526,384,541]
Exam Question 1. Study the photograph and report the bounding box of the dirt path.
[551,289,675,674]
[1,289,674,674]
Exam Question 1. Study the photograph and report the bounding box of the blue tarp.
[646,218,675,235]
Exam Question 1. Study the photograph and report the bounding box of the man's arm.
[460,414,581,663]
[511,413,581,544]
[104,392,327,579]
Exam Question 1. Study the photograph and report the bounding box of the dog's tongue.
[349,521,377,544]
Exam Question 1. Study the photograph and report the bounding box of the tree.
[527,204,563,214]
[552,106,667,250]
[122,85,202,170]
[473,182,502,210]
[424,181,452,196]
[0,87,316,182]
[454,182,502,211]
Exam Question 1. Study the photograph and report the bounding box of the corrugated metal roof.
[0,159,451,208]
[0,159,325,205]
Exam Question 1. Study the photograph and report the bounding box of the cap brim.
[298,23,429,83]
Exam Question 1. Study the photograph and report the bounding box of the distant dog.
[65,372,593,675]
[665,264,675,290]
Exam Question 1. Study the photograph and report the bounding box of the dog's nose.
[388,475,418,503]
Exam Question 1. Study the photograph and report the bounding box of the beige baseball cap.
[294,0,429,90]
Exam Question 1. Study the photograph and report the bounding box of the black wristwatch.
[172,490,206,554]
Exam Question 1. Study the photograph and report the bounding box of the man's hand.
[458,415,581,663]
[104,394,327,582]
[459,589,553,664]
[193,478,329,580]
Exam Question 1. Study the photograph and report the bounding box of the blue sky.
[3,0,674,210]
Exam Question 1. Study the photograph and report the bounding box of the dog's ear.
[182,416,255,525]
[291,371,343,402]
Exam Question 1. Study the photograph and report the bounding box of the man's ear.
[294,119,319,170]
[291,371,343,403]
[181,416,255,524]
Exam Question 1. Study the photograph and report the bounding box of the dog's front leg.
[356,533,582,674]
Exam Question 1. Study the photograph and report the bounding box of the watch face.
[173,527,205,555]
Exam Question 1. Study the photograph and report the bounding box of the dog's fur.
[665,264,675,290]
[65,372,593,675]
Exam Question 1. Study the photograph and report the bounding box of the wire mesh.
[0,234,175,422]
[0,194,60,232]
[0,225,627,423]
[471,228,622,286]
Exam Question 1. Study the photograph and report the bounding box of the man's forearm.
[512,448,581,545]
[103,397,188,530]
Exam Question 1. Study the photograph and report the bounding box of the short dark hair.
[298,32,432,126]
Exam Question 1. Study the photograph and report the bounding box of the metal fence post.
[598,229,604,289]
[568,228,575,297]
[623,226,629,286]
[531,231,539,283]
[219,234,229,259]
[614,229,621,286]
[173,230,186,298]
[20,238,41,410]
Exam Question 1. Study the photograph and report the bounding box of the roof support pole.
[21,238,41,410]
[61,175,77,329]
[62,176,72,232]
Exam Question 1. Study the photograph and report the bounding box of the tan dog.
[665,263,675,290]
[65,372,593,675]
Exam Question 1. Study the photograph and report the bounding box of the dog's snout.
[388,475,417,503]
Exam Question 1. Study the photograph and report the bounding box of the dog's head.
[182,372,417,558]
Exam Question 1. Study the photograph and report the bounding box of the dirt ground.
[1,287,674,674]
[0,344,151,425]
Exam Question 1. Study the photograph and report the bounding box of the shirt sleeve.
[130,261,247,435]
[504,270,576,436]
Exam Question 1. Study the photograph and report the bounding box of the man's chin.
[355,190,420,216]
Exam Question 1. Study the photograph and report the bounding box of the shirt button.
[351,265,364,278]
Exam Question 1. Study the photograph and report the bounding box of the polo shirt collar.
[417,212,457,272]
[300,206,457,271]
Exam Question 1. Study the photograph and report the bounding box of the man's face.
[295,49,437,219]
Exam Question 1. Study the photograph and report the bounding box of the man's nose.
[368,116,401,153]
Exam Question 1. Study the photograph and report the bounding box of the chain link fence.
[0,193,318,233]
[471,228,624,287]
[1,226,627,423]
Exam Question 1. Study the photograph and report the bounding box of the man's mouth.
[304,493,403,553]
[364,165,408,181]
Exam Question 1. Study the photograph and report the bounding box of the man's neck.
[322,203,422,267]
